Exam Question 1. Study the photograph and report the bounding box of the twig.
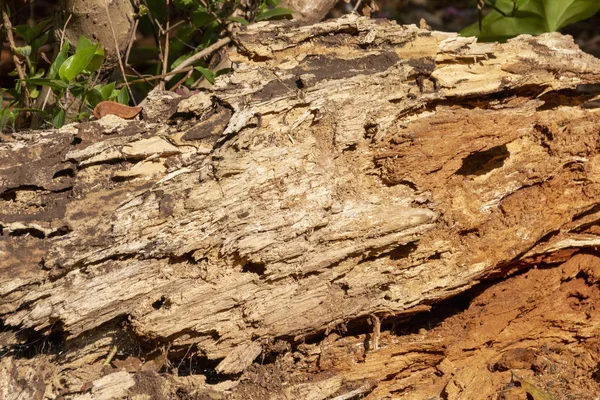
[1,3,30,107]
[143,2,165,88]
[41,13,71,114]
[122,65,154,88]
[165,37,231,82]
[120,66,194,87]
[165,19,186,35]
[58,13,71,45]
[175,343,195,371]
[124,18,139,68]
[353,0,363,12]
[103,345,118,366]
[169,69,192,92]
[105,5,136,104]
[160,0,170,89]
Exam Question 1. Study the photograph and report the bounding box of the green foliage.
[0,18,134,130]
[144,0,293,88]
[1,0,295,131]
[255,6,295,22]
[462,0,600,42]
[3,0,600,132]
[24,36,129,128]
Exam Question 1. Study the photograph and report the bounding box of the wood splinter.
[369,314,381,351]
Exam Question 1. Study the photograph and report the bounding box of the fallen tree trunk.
[2,14,600,399]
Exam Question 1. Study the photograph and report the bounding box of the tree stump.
[2,14,600,399]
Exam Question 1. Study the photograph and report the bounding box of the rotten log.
[2,14,600,399]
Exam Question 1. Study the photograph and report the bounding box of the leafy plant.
[0,17,129,130]
[0,17,52,130]
[1,0,295,131]
[25,37,129,128]
[462,0,600,42]
[140,0,293,89]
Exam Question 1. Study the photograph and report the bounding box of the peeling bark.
[2,14,600,399]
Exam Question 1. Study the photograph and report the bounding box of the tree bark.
[2,14,600,399]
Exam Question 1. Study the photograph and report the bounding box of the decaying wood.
[2,14,600,399]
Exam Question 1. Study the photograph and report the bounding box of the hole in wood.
[152,296,171,310]
[9,228,45,239]
[242,262,266,276]
[48,226,72,238]
[52,168,75,179]
[456,144,509,176]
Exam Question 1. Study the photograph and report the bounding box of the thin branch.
[169,69,192,92]
[119,65,194,87]
[41,13,71,114]
[124,18,139,68]
[123,64,154,87]
[165,19,186,35]
[105,5,136,104]
[1,2,30,108]
[160,0,170,89]
[165,36,231,82]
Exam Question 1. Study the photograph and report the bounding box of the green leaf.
[14,25,35,44]
[145,0,168,23]
[192,10,217,28]
[32,69,44,79]
[139,4,149,16]
[75,111,90,121]
[76,36,96,52]
[0,105,18,131]
[70,83,86,98]
[25,78,69,90]
[86,89,104,108]
[53,108,66,128]
[116,88,130,105]
[542,0,600,31]
[228,16,249,25]
[58,44,98,82]
[30,87,40,99]
[255,7,294,21]
[95,82,116,100]
[14,19,51,44]
[461,0,600,42]
[31,32,50,60]
[13,46,31,57]
[49,42,70,79]
[84,46,105,74]
[172,52,192,69]
[195,66,215,84]
[215,68,232,77]
[173,0,198,10]
[461,0,546,42]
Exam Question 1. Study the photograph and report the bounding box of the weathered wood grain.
[2,14,600,398]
